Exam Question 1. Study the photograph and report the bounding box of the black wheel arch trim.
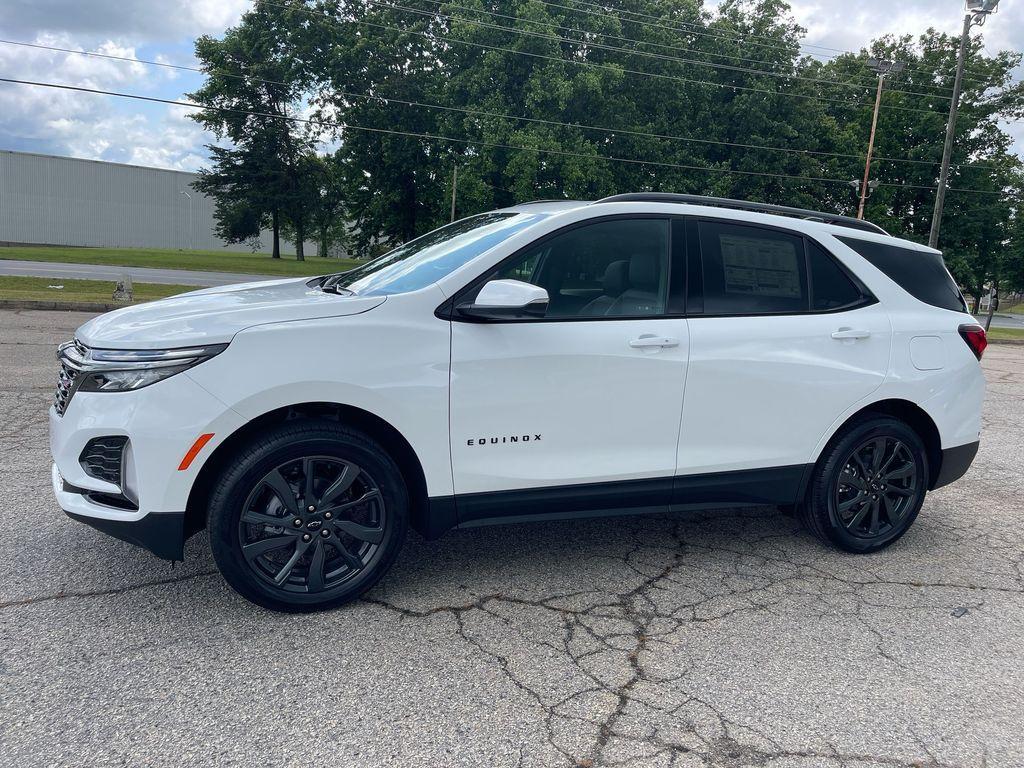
[184,401,433,543]
[815,399,944,491]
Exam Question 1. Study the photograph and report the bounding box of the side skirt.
[426,465,810,532]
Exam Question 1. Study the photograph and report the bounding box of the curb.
[0,299,132,312]
[989,338,1024,346]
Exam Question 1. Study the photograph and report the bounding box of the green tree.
[307,152,350,257]
[188,0,318,259]
[212,0,1024,276]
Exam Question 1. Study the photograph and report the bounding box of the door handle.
[629,335,680,349]
[831,327,871,340]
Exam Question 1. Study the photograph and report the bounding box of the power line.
[4,37,1003,171]
[2,75,1007,196]
[357,0,955,101]
[265,0,955,118]
[0,76,1006,195]
[540,0,858,59]
[528,0,1000,85]
[408,0,878,89]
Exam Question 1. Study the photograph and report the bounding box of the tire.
[207,419,408,612]
[801,415,929,554]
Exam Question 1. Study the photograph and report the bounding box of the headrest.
[602,260,630,296]
[628,252,660,289]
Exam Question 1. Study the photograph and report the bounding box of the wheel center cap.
[306,519,323,532]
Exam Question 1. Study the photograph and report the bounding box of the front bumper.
[53,464,185,559]
[50,370,243,513]
[49,368,245,560]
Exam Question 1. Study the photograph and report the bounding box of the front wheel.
[207,421,408,612]
[802,416,929,553]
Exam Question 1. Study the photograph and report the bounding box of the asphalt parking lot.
[1,308,1022,768]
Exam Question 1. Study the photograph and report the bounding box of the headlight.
[78,365,194,392]
[58,341,228,395]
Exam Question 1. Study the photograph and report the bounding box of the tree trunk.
[271,209,281,259]
[320,224,329,258]
[295,220,305,261]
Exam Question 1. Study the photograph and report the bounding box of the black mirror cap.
[454,299,549,322]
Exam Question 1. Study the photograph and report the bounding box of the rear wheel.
[802,416,928,553]
[208,421,407,611]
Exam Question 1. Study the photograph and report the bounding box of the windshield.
[324,212,548,296]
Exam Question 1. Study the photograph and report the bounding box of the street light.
[857,58,904,220]
[179,190,193,251]
[928,0,1001,249]
[851,179,880,202]
[966,0,999,12]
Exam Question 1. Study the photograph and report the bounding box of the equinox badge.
[467,434,542,446]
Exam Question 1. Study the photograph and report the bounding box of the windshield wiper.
[318,274,355,296]
[321,282,354,296]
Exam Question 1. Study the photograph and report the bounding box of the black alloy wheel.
[802,416,928,553]
[834,437,919,540]
[239,456,385,594]
[208,421,408,612]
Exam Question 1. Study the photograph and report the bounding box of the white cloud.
[1,33,156,90]
[709,0,1024,59]
[153,53,182,80]
[63,107,213,171]
[0,0,248,40]
[0,33,216,170]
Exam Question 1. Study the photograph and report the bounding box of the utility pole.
[928,0,1001,249]
[858,58,904,220]
[450,164,458,222]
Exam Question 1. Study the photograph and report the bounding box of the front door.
[448,217,689,523]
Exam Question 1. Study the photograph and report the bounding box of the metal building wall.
[0,150,309,254]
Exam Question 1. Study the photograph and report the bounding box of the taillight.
[958,324,987,361]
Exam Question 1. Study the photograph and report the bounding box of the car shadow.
[42,502,931,616]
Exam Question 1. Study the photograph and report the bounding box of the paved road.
[2,309,1023,768]
[988,312,1024,330]
[0,258,272,287]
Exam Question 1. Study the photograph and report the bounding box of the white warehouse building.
[0,149,314,255]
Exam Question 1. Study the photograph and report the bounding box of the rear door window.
[836,236,968,313]
[698,221,807,315]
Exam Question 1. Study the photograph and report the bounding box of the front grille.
[79,436,128,486]
[54,358,77,416]
[54,340,86,417]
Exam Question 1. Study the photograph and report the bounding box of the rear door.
[677,218,891,484]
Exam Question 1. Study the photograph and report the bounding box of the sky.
[0,0,1021,172]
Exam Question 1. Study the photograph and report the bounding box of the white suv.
[50,194,986,611]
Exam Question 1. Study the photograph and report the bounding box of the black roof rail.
[514,199,588,206]
[593,193,889,236]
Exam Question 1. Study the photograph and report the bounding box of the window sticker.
[719,234,801,298]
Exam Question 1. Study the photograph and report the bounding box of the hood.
[76,277,386,349]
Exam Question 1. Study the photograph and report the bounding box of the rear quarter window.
[836,236,968,313]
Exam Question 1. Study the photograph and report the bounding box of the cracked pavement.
[1,308,1022,768]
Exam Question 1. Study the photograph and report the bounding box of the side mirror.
[456,279,549,320]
